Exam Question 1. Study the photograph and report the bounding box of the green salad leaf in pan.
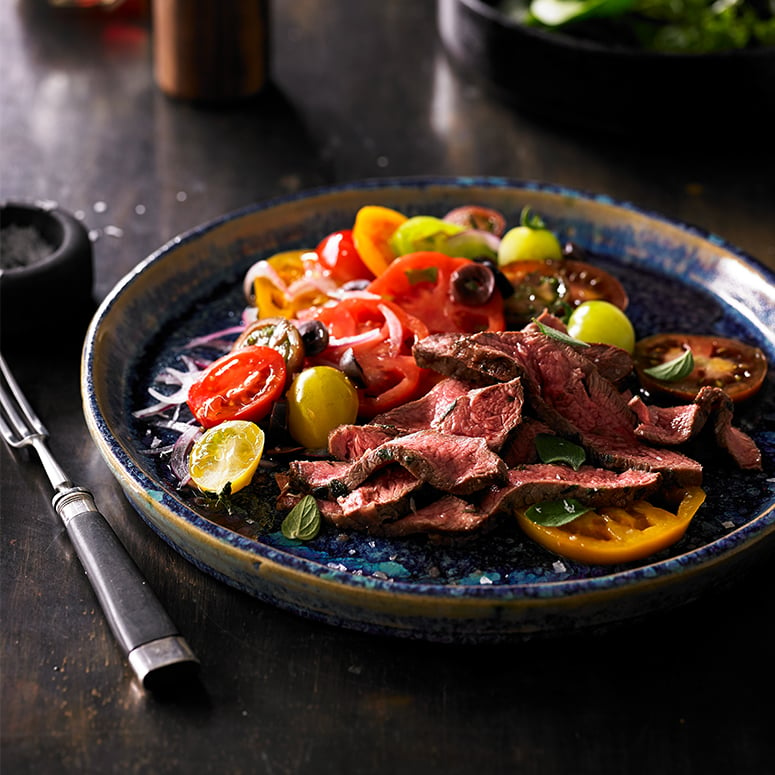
[498,0,775,53]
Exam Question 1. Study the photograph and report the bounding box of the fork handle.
[53,487,199,690]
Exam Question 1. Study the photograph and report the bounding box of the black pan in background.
[437,0,775,141]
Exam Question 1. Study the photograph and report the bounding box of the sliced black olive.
[296,319,329,357]
[450,262,496,306]
[479,259,515,299]
[339,347,366,387]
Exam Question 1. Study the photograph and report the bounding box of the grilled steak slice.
[328,423,399,461]
[373,378,470,429]
[527,312,634,384]
[276,467,422,530]
[287,459,353,494]
[583,435,702,485]
[413,333,519,385]
[340,430,507,495]
[704,387,762,470]
[630,386,762,470]
[479,464,661,514]
[373,377,524,451]
[376,494,491,538]
[335,467,424,528]
[290,430,507,497]
[583,343,634,384]
[629,395,707,445]
[468,330,703,485]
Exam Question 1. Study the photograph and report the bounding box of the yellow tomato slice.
[352,205,408,276]
[516,487,706,565]
[189,420,265,495]
[252,250,330,318]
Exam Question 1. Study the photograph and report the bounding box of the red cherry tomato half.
[634,333,768,403]
[187,345,287,429]
[367,251,505,335]
[315,229,374,284]
[310,296,430,418]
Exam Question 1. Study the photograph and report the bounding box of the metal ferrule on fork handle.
[52,486,199,689]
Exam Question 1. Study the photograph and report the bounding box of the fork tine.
[0,354,48,445]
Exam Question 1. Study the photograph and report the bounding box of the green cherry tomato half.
[389,216,465,257]
[287,366,359,449]
[498,225,563,266]
[566,300,636,353]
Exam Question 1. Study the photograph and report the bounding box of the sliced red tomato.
[315,229,374,284]
[309,296,430,418]
[634,333,768,403]
[187,345,287,429]
[367,251,505,334]
[516,487,706,565]
[500,258,628,329]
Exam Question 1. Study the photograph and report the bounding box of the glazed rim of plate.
[82,176,775,604]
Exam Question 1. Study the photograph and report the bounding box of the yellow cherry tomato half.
[352,205,408,276]
[287,366,359,449]
[189,419,265,495]
[498,225,563,266]
[566,299,636,354]
[516,487,706,565]
[251,250,331,319]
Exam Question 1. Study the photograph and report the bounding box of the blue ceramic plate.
[82,178,775,642]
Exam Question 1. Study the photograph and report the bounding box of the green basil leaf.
[281,494,322,541]
[534,319,590,348]
[525,498,593,527]
[535,434,586,470]
[643,347,694,382]
[528,0,635,28]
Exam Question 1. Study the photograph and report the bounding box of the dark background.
[2,2,774,773]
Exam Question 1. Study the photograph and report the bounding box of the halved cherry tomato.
[443,205,507,237]
[367,251,505,334]
[500,258,628,328]
[516,487,706,565]
[315,229,374,284]
[351,205,408,276]
[309,296,430,418]
[232,317,304,382]
[634,333,768,403]
[250,250,333,319]
[187,345,287,429]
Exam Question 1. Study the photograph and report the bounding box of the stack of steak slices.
[277,316,762,541]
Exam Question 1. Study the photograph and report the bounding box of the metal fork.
[1,353,199,691]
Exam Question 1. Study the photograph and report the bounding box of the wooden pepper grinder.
[152,0,269,101]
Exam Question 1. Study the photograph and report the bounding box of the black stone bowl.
[437,0,775,142]
[1,202,94,348]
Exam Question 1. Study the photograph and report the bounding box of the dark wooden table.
[2,2,774,773]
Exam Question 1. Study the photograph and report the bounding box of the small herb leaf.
[643,347,694,382]
[534,319,590,348]
[535,434,586,471]
[281,494,322,541]
[525,498,593,527]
